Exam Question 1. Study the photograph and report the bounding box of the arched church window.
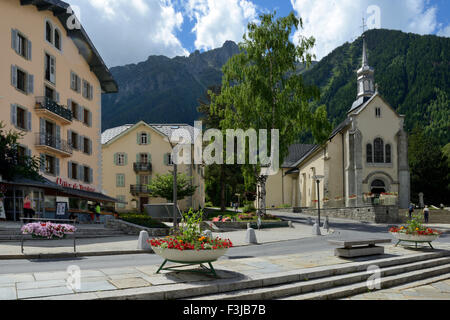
[385,144,391,163]
[366,144,373,163]
[46,21,53,43]
[374,138,384,163]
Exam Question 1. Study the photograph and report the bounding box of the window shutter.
[80,106,85,123]
[67,130,72,146]
[27,40,32,60]
[55,158,60,176]
[148,153,152,163]
[11,29,18,52]
[11,65,17,87]
[27,74,34,94]
[136,153,140,162]
[77,105,82,121]
[114,153,118,165]
[26,148,32,158]
[89,168,93,183]
[55,92,60,103]
[78,135,82,151]
[78,165,84,181]
[50,56,55,83]
[10,104,17,126]
[55,125,61,149]
[137,132,141,145]
[76,77,81,93]
[67,99,72,109]
[82,80,86,98]
[27,111,32,131]
[40,154,45,172]
[88,139,92,155]
[136,175,140,185]
[39,118,45,137]
[89,84,93,100]
[124,153,128,165]
[148,133,151,144]
[80,135,84,152]
[68,161,72,178]
[87,110,92,127]
[116,174,120,187]
[163,153,168,165]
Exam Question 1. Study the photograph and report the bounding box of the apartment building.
[101,122,205,213]
[0,0,118,221]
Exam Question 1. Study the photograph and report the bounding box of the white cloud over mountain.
[290,0,445,60]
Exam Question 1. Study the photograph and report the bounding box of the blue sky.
[68,0,450,67]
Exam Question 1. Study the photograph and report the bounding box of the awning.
[59,187,122,203]
[2,176,63,191]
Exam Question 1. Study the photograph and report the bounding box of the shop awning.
[1,176,63,191]
[59,187,122,203]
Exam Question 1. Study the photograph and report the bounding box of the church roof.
[282,144,317,168]
[348,96,371,114]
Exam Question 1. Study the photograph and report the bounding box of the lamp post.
[312,175,324,228]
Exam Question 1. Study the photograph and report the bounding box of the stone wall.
[105,218,170,236]
[292,205,400,223]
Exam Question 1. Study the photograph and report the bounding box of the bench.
[20,218,77,253]
[328,238,391,258]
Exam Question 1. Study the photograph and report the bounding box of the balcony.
[35,97,72,124]
[130,185,151,195]
[133,162,152,172]
[35,133,72,157]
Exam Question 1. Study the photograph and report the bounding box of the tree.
[408,127,450,205]
[198,85,246,211]
[0,122,40,181]
[147,172,197,203]
[211,11,331,215]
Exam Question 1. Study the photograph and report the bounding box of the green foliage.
[408,127,449,204]
[243,201,256,213]
[118,213,168,228]
[147,172,197,202]
[211,11,331,188]
[0,122,40,181]
[177,208,203,243]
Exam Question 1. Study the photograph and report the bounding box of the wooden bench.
[20,218,77,253]
[328,239,392,258]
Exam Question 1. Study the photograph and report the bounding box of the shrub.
[119,213,168,228]
[243,201,256,213]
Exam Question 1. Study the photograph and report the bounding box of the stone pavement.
[0,242,449,300]
[0,222,331,258]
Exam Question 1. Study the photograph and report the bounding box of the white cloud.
[69,0,188,67]
[186,0,258,51]
[437,25,450,37]
[290,0,440,60]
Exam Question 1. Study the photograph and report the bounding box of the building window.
[116,196,126,209]
[83,166,91,184]
[115,153,127,166]
[71,72,81,93]
[45,53,55,84]
[385,144,392,163]
[12,104,31,131]
[375,107,381,118]
[366,144,373,163]
[70,162,78,180]
[45,155,56,175]
[140,175,150,185]
[54,29,61,50]
[139,153,148,163]
[116,174,125,187]
[82,80,93,100]
[70,131,79,150]
[45,21,53,43]
[373,138,384,163]
[83,137,91,154]
[17,68,27,92]
[140,133,148,145]
[83,108,91,127]
[17,33,28,58]
[71,101,79,120]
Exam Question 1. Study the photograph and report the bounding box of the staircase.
[0,224,128,241]
[182,251,450,300]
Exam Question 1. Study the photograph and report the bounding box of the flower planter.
[151,246,228,263]
[391,232,439,249]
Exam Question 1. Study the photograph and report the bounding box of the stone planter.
[151,246,228,263]
[391,232,439,242]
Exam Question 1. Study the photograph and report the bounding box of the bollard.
[288,221,294,228]
[137,230,151,250]
[245,228,258,244]
[247,222,251,229]
[312,219,321,236]
[307,217,312,225]
[323,216,329,231]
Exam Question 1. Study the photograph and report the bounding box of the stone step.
[280,263,450,300]
[187,256,450,300]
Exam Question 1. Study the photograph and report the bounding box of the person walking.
[423,205,430,224]
[23,195,34,220]
[408,203,414,220]
[95,203,101,223]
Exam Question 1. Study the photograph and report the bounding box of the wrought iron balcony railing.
[35,133,73,155]
[130,184,151,194]
[35,96,72,122]
[133,162,152,172]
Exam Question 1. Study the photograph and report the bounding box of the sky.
[67,0,450,67]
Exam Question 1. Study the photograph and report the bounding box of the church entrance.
[370,179,386,195]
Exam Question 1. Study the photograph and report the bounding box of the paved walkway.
[0,222,331,258]
[1,242,449,300]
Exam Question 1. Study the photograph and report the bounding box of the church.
[265,35,410,218]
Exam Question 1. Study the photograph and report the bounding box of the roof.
[101,122,197,145]
[20,0,118,93]
[348,96,371,114]
[282,144,317,168]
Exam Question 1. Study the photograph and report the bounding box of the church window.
[385,144,391,163]
[374,138,384,163]
[366,144,373,163]
[375,107,381,118]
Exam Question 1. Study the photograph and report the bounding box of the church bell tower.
[356,35,375,99]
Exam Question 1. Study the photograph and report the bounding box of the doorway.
[140,197,148,213]
[370,179,386,195]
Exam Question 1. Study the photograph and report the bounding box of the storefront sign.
[55,178,96,192]
[56,202,68,216]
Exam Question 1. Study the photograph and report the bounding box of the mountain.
[302,29,450,146]
[101,41,240,130]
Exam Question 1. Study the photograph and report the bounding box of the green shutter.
[136,153,140,163]
[114,153,118,165]
[163,153,168,165]
[136,175,140,185]
[124,153,128,165]
[137,132,141,145]
[148,153,152,163]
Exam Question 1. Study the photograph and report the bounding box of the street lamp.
[312,175,324,230]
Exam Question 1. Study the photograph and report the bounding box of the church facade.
[265,36,410,212]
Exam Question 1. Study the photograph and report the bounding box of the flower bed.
[21,222,76,239]
[389,214,441,247]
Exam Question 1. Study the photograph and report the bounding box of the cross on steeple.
[361,17,367,34]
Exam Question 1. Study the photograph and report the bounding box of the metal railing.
[35,133,73,155]
[133,162,152,172]
[35,96,72,122]
[130,184,151,194]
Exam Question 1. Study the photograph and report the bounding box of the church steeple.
[356,34,375,99]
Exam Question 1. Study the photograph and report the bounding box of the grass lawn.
[118,213,169,228]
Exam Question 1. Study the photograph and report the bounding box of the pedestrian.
[408,203,414,220]
[95,203,101,223]
[423,205,430,224]
[23,195,35,220]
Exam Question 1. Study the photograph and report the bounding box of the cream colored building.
[266,36,410,210]
[0,0,118,221]
[101,122,205,213]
